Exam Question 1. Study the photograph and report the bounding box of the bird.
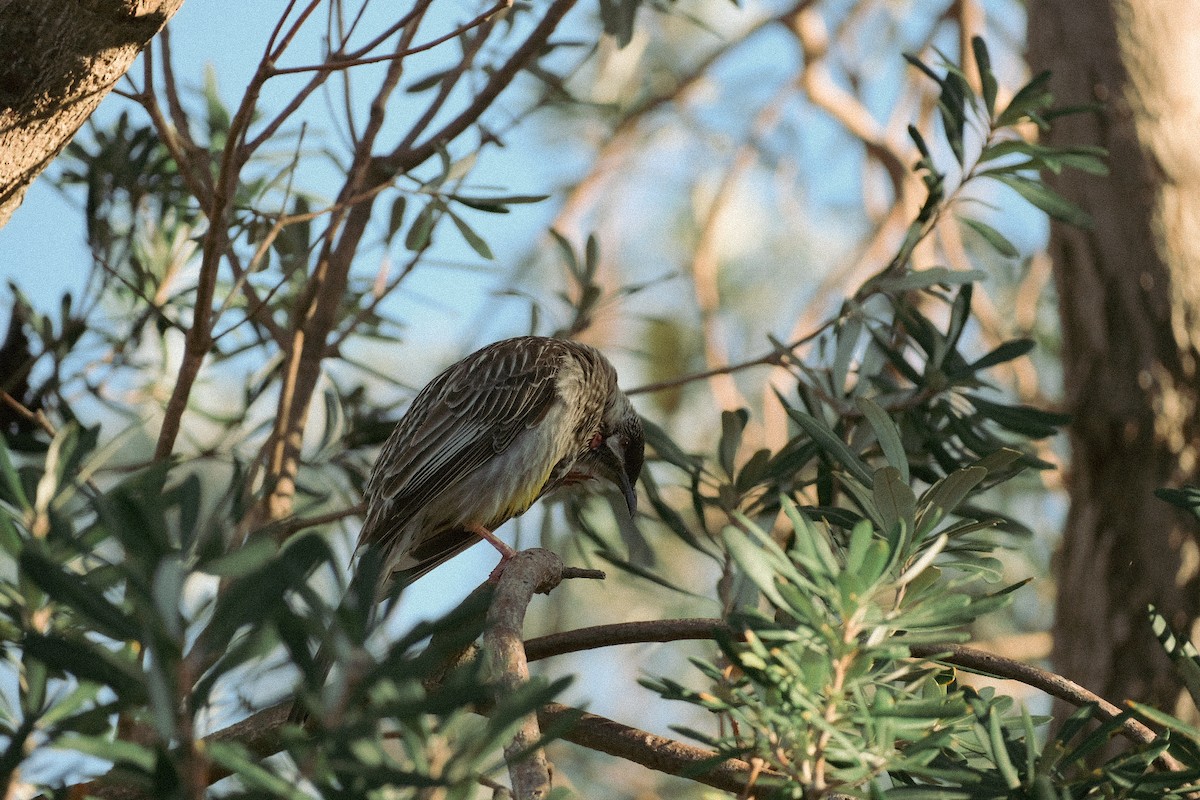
[358,335,645,593]
[290,336,644,726]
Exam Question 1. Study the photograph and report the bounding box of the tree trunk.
[0,0,184,229]
[1028,0,1200,711]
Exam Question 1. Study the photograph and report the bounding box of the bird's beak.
[595,436,638,518]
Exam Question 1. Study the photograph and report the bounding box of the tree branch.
[524,616,1184,769]
[537,702,780,794]
[484,549,565,798]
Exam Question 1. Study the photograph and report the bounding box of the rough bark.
[0,0,184,229]
[1028,0,1200,711]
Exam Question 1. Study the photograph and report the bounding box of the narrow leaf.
[404,202,438,251]
[968,338,1036,372]
[873,466,916,535]
[447,210,494,260]
[959,216,1019,257]
[858,397,909,482]
[778,394,872,485]
[996,70,1053,127]
[19,548,140,641]
[972,37,998,116]
[723,527,787,609]
[990,173,1092,228]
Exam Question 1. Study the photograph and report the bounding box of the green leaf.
[447,210,494,260]
[718,409,749,479]
[987,707,1022,789]
[404,201,438,251]
[1155,486,1200,522]
[873,467,916,536]
[873,267,986,292]
[93,463,174,566]
[19,547,140,641]
[451,193,550,212]
[0,436,29,509]
[1149,605,1200,711]
[584,234,600,282]
[152,556,185,641]
[832,313,863,397]
[734,448,771,493]
[858,397,909,483]
[972,447,1025,475]
[640,469,716,559]
[55,734,157,773]
[24,634,145,702]
[845,515,875,576]
[783,497,840,580]
[204,532,333,650]
[406,68,453,93]
[203,66,231,139]
[979,140,1107,176]
[967,338,1036,372]
[1128,701,1200,741]
[945,283,973,355]
[208,741,312,799]
[958,216,1019,258]
[37,682,107,730]
[779,394,872,485]
[598,0,639,47]
[996,70,1053,127]
[0,512,21,559]
[917,466,987,536]
[200,533,279,578]
[972,37,998,116]
[939,69,971,166]
[967,394,1069,439]
[723,527,787,608]
[641,419,701,473]
[550,229,578,276]
[989,172,1092,228]
[385,195,407,243]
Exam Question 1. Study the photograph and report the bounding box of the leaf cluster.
[0,428,558,798]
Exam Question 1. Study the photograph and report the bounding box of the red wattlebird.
[293,337,644,723]
[358,335,644,590]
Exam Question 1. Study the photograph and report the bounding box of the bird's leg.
[467,523,516,581]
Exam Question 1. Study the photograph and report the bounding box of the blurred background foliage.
[2,0,1196,797]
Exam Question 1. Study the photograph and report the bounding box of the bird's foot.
[467,523,516,582]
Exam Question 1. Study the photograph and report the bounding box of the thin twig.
[269,502,365,539]
[0,391,55,438]
[626,325,826,396]
[268,1,511,77]
[391,0,579,173]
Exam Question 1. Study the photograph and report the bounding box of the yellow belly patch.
[492,462,556,526]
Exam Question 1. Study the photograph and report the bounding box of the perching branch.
[483,549,569,799]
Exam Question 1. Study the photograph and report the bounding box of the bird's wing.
[360,337,566,553]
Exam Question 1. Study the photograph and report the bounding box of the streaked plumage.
[359,336,644,591]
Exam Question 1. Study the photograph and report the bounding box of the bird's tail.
[287,549,394,726]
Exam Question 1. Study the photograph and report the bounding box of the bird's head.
[582,392,645,518]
